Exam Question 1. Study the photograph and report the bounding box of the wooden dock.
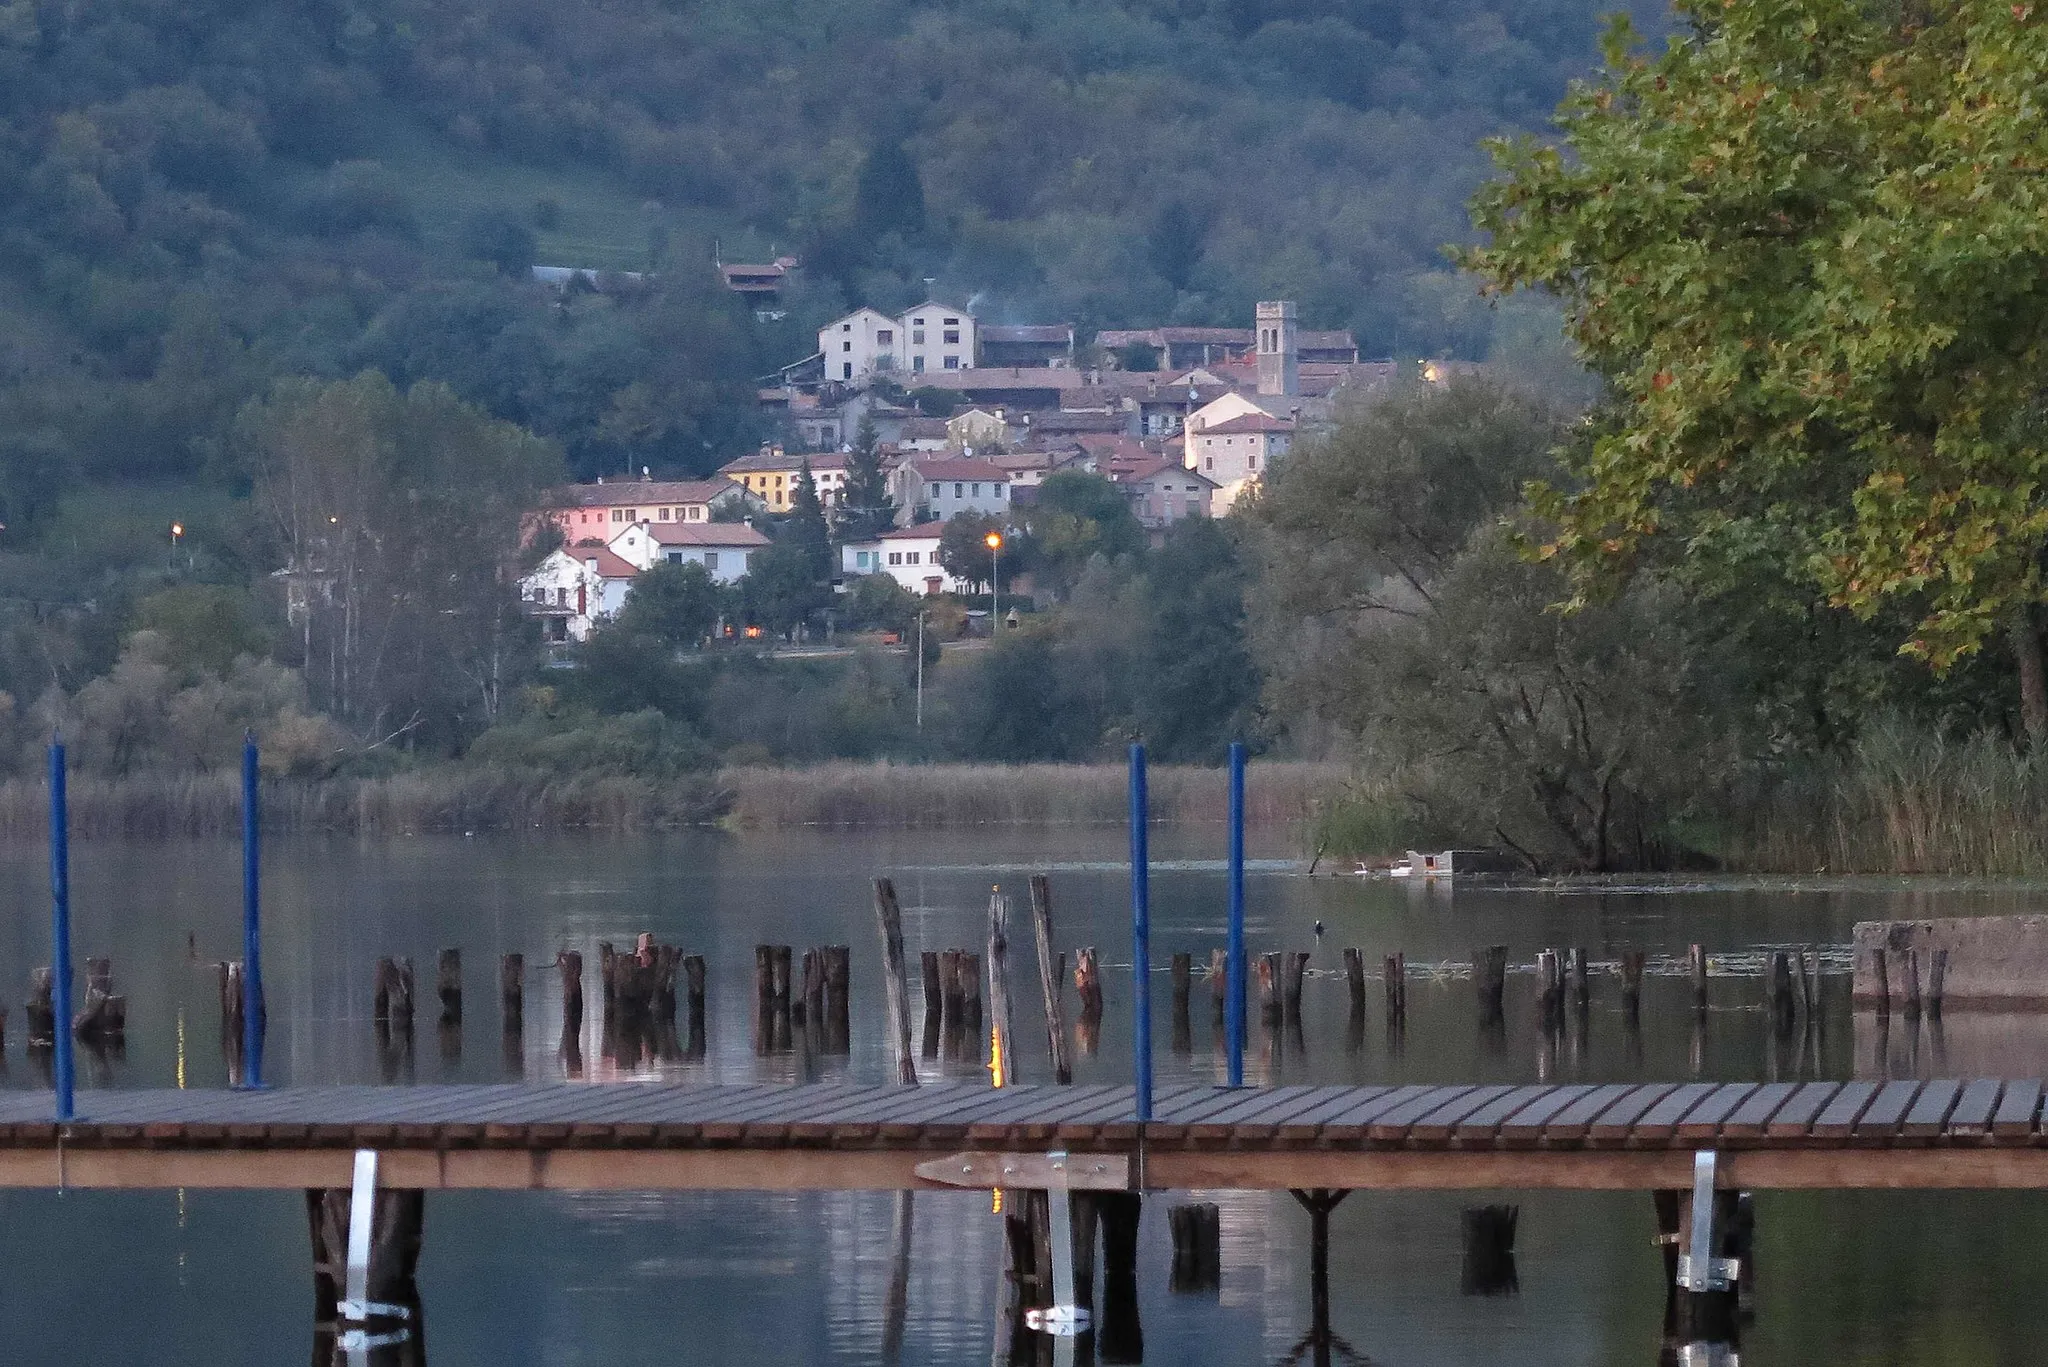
[6,1078,2048,1192]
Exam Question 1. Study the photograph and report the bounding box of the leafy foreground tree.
[1463,0,2048,737]
[615,561,724,649]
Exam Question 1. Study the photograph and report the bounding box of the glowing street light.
[985,530,1003,632]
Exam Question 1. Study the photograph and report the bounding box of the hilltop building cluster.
[521,291,1460,642]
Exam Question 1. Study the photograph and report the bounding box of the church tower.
[1256,300,1298,397]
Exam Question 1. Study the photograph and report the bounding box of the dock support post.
[1289,1189,1350,1360]
[310,1150,421,1362]
[824,944,851,1052]
[1168,1202,1221,1294]
[1225,740,1246,1088]
[988,890,1018,1085]
[1666,1151,1742,1349]
[1127,744,1152,1122]
[1460,1204,1519,1295]
[1097,1191,1143,1364]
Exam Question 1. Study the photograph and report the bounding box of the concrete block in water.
[1852,915,2048,1009]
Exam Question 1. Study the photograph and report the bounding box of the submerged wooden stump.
[1168,1201,1221,1294]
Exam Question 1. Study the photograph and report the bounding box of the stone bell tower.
[1256,300,1298,397]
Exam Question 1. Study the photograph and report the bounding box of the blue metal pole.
[241,733,264,1087]
[1129,744,1153,1122]
[1226,741,1246,1088]
[48,738,74,1122]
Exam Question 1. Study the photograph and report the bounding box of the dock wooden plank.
[1405,1085,1520,1143]
[1720,1083,1799,1139]
[1764,1082,1842,1140]
[1586,1084,1680,1144]
[1273,1087,1389,1138]
[1234,1088,1369,1139]
[1183,1086,1324,1135]
[1992,1080,2044,1140]
[1367,1086,1476,1142]
[1448,1086,1558,1141]
[1493,1085,1594,1144]
[1851,1081,1924,1141]
[1811,1081,1881,1139]
[1946,1079,2003,1138]
[1626,1083,1720,1144]
[1539,1084,1646,1143]
[1901,1079,1964,1140]
[1675,1084,1760,1143]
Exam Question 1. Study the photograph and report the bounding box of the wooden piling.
[872,878,918,1086]
[306,1183,424,1337]
[1620,950,1645,1019]
[1282,951,1310,1021]
[1871,946,1891,1018]
[500,954,524,1030]
[25,967,54,1046]
[1209,947,1229,1023]
[1074,947,1103,1021]
[1768,950,1795,1033]
[1473,945,1507,1018]
[557,950,584,1037]
[919,949,941,1058]
[1928,948,1948,1019]
[437,949,462,1027]
[1342,948,1365,1019]
[962,952,983,1042]
[986,890,1017,1085]
[374,957,414,1035]
[1168,1201,1221,1294]
[1384,952,1406,1026]
[1688,944,1709,1013]
[1028,875,1072,1085]
[1568,947,1589,1017]
[683,953,707,1057]
[824,944,851,1051]
[754,945,773,1025]
[1257,952,1281,1024]
[1537,949,1563,1027]
[1903,949,1923,1018]
[73,956,125,1040]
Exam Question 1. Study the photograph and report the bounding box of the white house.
[888,457,1009,525]
[841,524,962,595]
[519,546,639,643]
[1182,392,1298,513]
[816,300,978,383]
[607,520,772,583]
[819,307,901,385]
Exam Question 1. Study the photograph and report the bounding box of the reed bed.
[717,760,1346,829]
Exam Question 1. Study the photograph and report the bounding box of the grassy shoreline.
[0,760,1345,839]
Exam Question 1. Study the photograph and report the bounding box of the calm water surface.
[0,828,2044,1365]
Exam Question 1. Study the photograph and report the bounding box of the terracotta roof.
[564,547,640,579]
[1298,330,1357,352]
[876,523,948,541]
[1200,413,1296,435]
[646,522,772,548]
[1027,410,1127,433]
[904,458,1009,482]
[897,417,953,440]
[718,449,849,474]
[547,480,742,509]
[912,368,1088,392]
[1119,458,1219,488]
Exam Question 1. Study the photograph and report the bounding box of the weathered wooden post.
[824,944,851,1052]
[1902,949,1923,1018]
[1342,948,1365,1019]
[1170,951,1193,1054]
[1282,951,1310,1022]
[1460,1204,1519,1296]
[1768,951,1795,1035]
[771,944,794,1052]
[1621,950,1645,1020]
[963,952,984,1043]
[306,1169,425,1352]
[1928,947,1948,1018]
[1689,944,1709,1014]
[919,949,941,1058]
[1208,947,1229,1024]
[1074,947,1104,1021]
[557,948,584,1036]
[436,949,462,1027]
[25,967,55,1046]
[1568,947,1589,1018]
[1257,952,1281,1024]
[73,957,124,1041]
[873,878,919,1086]
[1474,945,1507,1020]
[500,954,524,1031]
[1028,875,1072,1085]
[1384,952,1406,1027]
[1536,949,1563,1029]
[1870,946,1891,1019]
[939,949,966,1057]
[987,890,1017,1085]
[1168,1202,1221,1294]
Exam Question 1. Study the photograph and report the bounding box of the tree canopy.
[1463,0,2048,715]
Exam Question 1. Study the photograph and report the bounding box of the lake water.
[0,828,2044,1365]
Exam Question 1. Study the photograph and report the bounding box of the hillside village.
[524,291,1459,644]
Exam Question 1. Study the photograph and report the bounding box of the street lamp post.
[170,522,183,572]
[985,530,1003,633]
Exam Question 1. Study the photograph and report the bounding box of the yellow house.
[717,444,852,512]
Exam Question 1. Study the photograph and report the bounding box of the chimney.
[1256,300,1299,397]
[641,465,651,481]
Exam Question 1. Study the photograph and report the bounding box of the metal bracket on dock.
[1675,1151,1741,1293]
[1022,1152,1091,1344]
[338,1149,414,1325]
[1674,1343,1740,1367]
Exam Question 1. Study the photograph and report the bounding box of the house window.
[843,363,853,380]
[1205,457,1214,471]
[556,587,569,606]
[913,356,925,373]
[705,552,719,571]
[611,509,623,522]
[943,329,959,345]
[843,341,852,352]
[689,506,703,520]
[659,507,673,521]
[971,483,980,496]
[913,317,925,326]
[994,484,1004,497]
[907,551,920,564]
[666,550,682,564]
[877,330,893,344]
[842,323,851,332]
[944,317,958,326]
[954,483,964,497]
[889,552,902,566]
[943,356,959,370]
